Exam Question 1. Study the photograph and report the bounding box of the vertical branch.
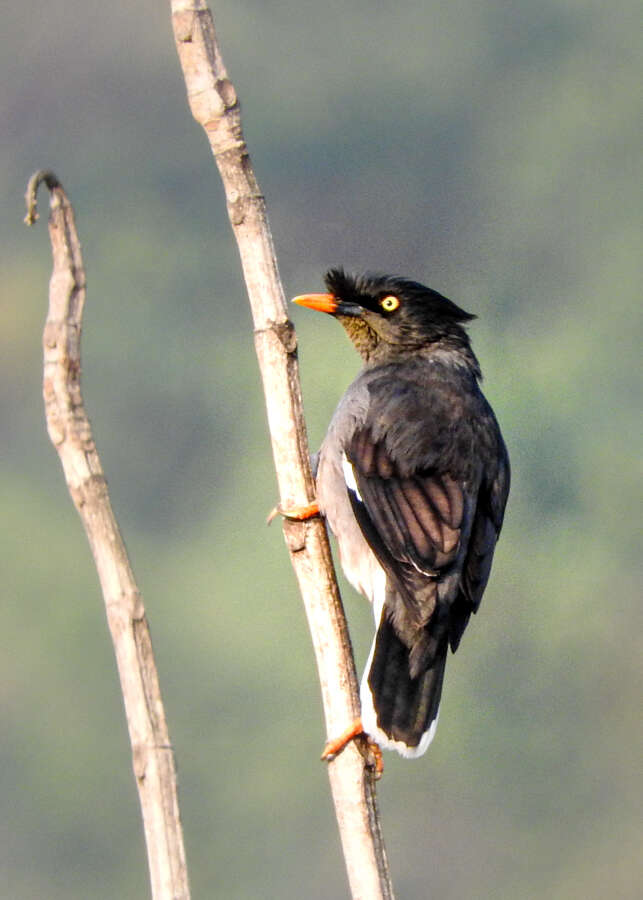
[25,171,190,900]
[170,3,394,898]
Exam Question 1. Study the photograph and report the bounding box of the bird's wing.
[345,429,464,572]
[448,440,510,649]
[342,373,509,635]
[344,427,464,621]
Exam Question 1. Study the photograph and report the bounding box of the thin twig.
[170,3,394,897]
[25,171,190,900]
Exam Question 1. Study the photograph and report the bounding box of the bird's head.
[293,268,478,366]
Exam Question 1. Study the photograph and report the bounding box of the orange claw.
[369,741,384,777]
[321,718,384,777]
[266,500,320,524]
[321,718,364,759]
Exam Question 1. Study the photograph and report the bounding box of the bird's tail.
[360,611,448,758]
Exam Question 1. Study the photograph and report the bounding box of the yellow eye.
[379,295,400,312]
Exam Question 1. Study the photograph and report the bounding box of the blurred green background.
[2,1,641,897]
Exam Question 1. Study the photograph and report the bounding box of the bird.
[292,268,510,760]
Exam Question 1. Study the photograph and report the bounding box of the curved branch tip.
[24,169,62,226]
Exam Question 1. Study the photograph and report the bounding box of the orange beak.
[292,293,338,314]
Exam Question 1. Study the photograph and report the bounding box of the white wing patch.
[341,451,363,502]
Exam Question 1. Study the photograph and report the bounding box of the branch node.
[227,197,246,226]
[254,320,298,356]
[43,321,59,349]
[273,319,298,354]
[215,77,237,109]
[282,518,309,553]
[174,11,194,42]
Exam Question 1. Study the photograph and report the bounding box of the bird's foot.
[321,717,384,778]
[266,500,320,525]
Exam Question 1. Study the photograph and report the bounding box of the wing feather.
[339,373,509,662]
[345,429,466,609]
[401,479,446,551]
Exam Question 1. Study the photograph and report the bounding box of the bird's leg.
[321,718,363,759]
[266,500,320,524]
[365,739,384,777]
[280,501,320,520]
[321,718,384,777]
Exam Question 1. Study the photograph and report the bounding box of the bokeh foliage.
[2,1,641,897]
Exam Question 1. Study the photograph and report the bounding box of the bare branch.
[25,171,190,900]
[170,3,394,897]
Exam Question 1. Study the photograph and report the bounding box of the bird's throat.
[337,316,381,361]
